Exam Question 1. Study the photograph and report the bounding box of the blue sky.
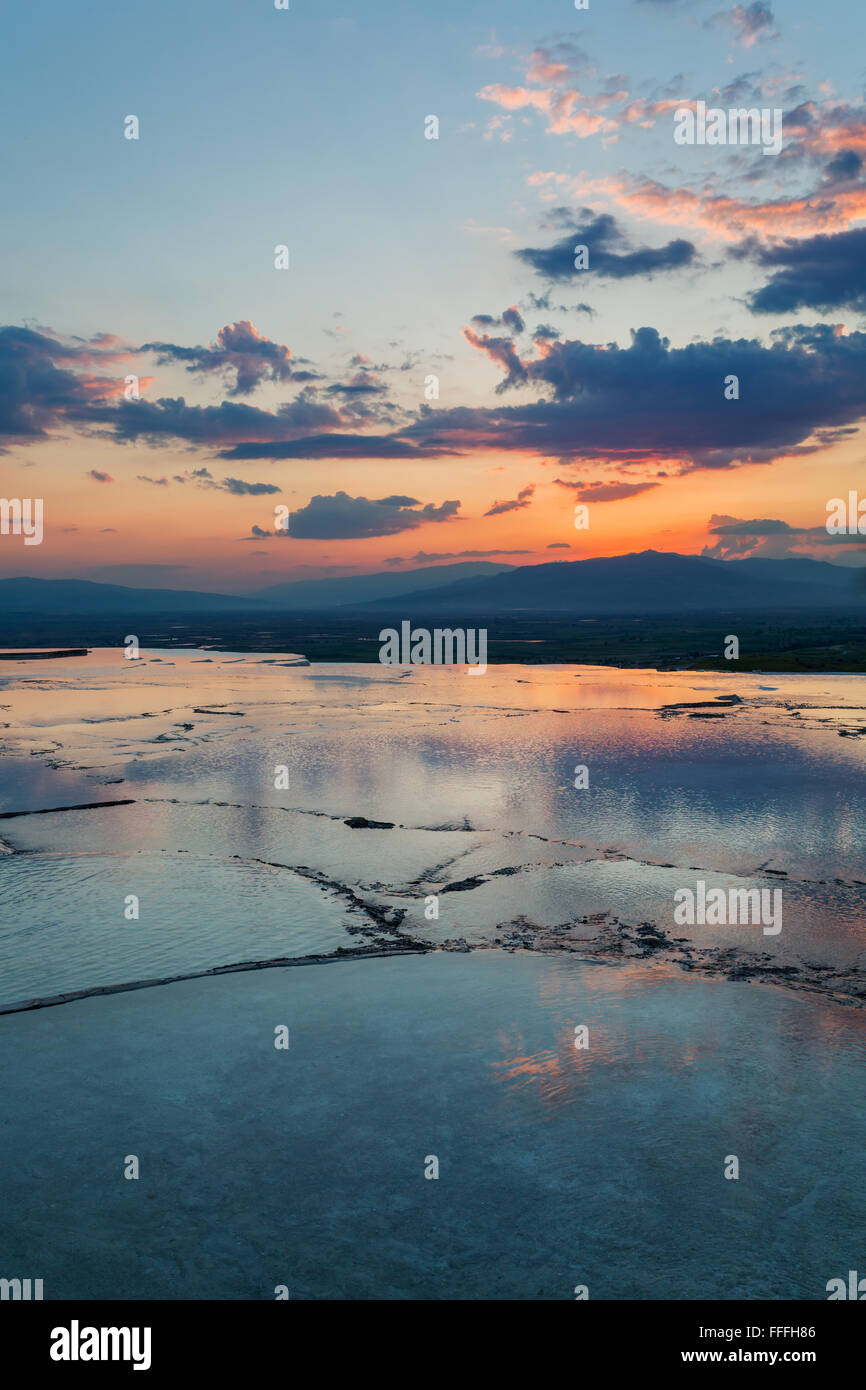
[1,0,865,589]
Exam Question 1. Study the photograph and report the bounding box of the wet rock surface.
[0,651,863,1011]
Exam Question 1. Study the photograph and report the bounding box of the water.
[0,651,863,1297]
[0,953,862,1299]
[0,852,364,1005]
[1,651,863,1002]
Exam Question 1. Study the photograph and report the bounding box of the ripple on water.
[0,852,363,1006]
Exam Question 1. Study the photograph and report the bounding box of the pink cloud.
[528,170,866,240]
[478,83,617,139]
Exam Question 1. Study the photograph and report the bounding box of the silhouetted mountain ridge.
[252,560,514,608]
[359,551,865,615]
[0,553,861,617]
[0,577,269,614]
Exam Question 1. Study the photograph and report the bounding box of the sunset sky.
[1,0,865,592]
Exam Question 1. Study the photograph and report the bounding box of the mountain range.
[361,552,865,615]
[0,553,862,618]
[251,560,513,607]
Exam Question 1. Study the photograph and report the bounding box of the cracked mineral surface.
[1,649,864,1010]
[1,649,865,1301]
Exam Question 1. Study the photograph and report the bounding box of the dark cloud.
[462,327,528,392]
[471,306,526,336]
[0,321,398,452]
[706,3,779,47]
[101,394,347,447]
[743,228,866,314]
[515,210,697,282]
[703,513,866,559]
[273,492,462,540]
[484,484,535,517]
[138,468,280,495]
[219,478,282,496]
[553,479,660,501]
[501,306,525,335]
[325,371,389,397]
[220,431,456,461]
[140,321,304,396]
[711,517,799,535]
[128,320,866,477]
[824,149,862,182]
[385,549,531,565]
[444,322,866,470]
[523,292,594,317]
[88,469,113,483]
[7,309,866,490]
[0,325,129,447]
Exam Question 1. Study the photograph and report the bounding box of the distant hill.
[1,554,862,620]
[719,556,862,591]
[359,551,866,615]
[252,560,515,609]
[0,577,270,614]
[0,562,518,616]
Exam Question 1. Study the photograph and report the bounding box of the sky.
[1,0,865,593]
